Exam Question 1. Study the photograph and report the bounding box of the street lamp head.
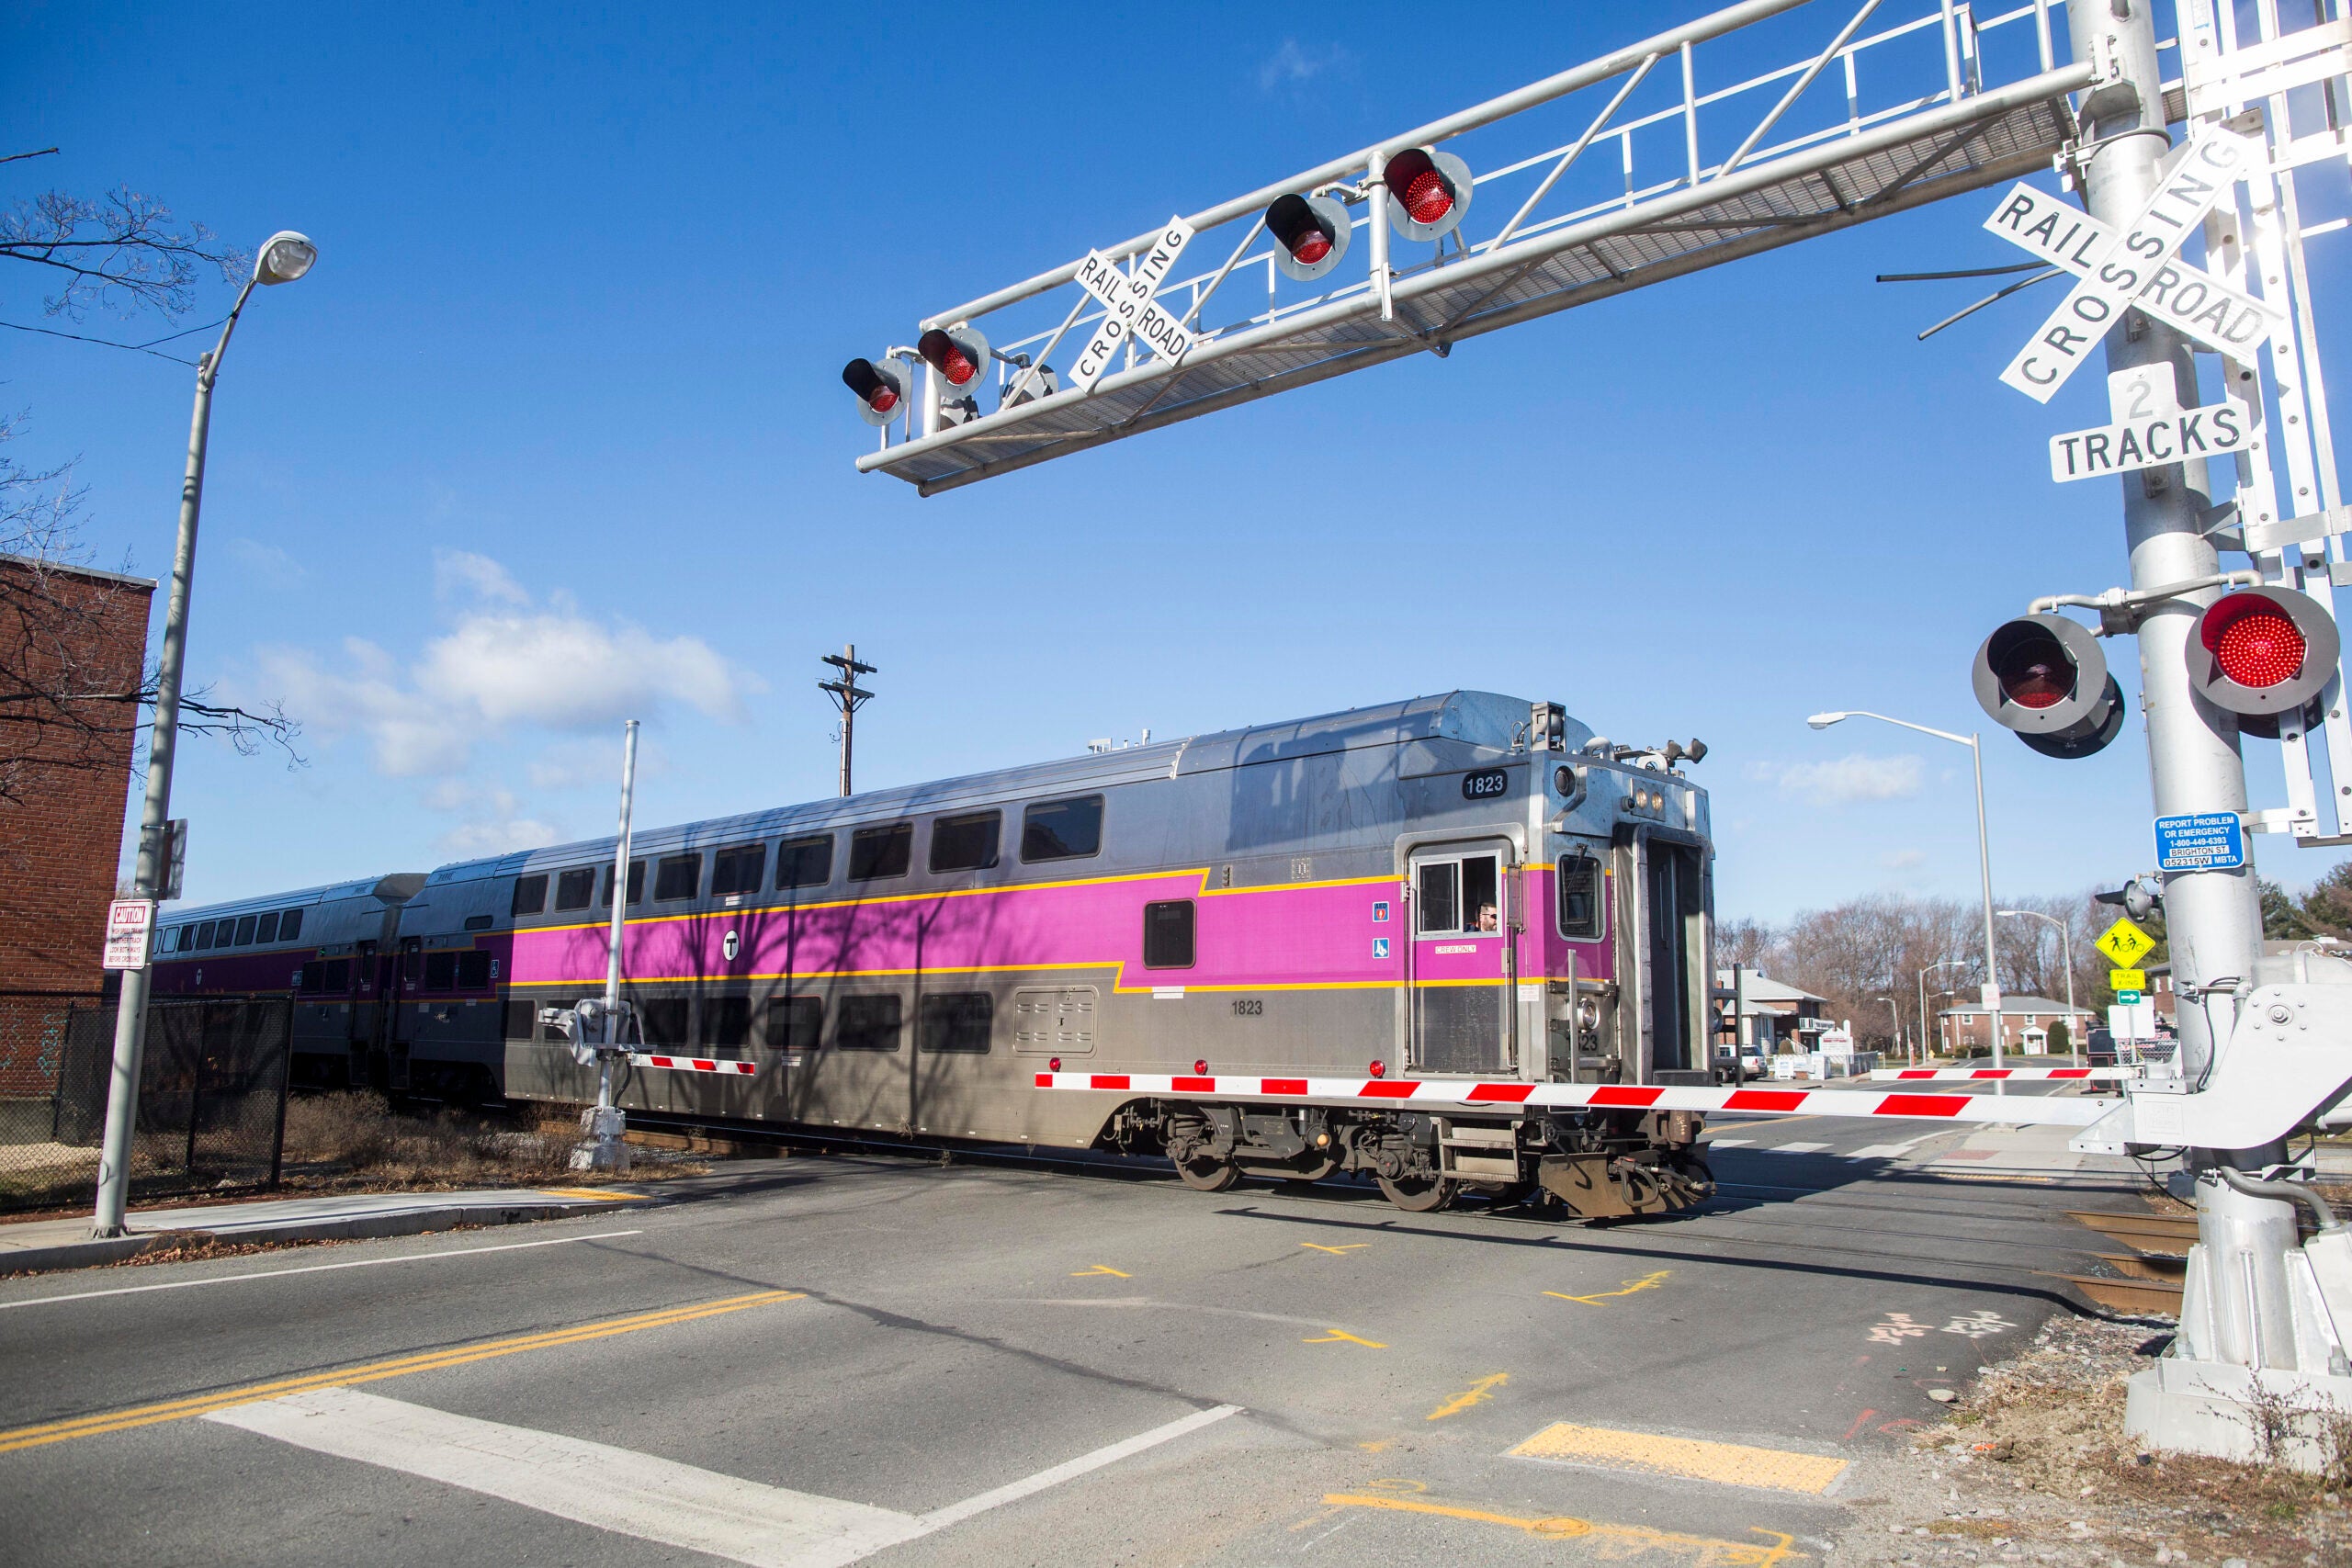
[1805,712,1847,729]
[255,231,317,286]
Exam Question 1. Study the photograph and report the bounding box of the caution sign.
[102,898,154,972]
[2095,917,2156,968]
[2109,967,2146,991]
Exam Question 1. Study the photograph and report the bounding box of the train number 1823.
[1230,998,1264,1016]
[1461,767,1511,800]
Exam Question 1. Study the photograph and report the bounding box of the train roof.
[424,690,1590,888]
[164,873,427,926]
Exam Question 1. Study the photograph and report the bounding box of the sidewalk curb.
[0,1194,657,1279]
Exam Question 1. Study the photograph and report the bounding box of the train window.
[423,952,458,992]
[920,991,994,1054]
[1415,854,1499,936]
[234,915,258,946]
[705,996,752,1050]
[463,914,493,931]
[512,874,548,917]
[279,908,302,941]
[193,921,213,951]
[849,823,912,881]
[653,854,701,901]
[710,844,765,897]
[763,996,822,1052]
[835,993,902,1051]
[1143,900,1195,969]
[300,963,322,994]
[639,997,689,1044]
[255,911,280,944]
[1021,795,1103,862]
[775,834,832,889]
[457,950,492,989]
[176,924,196,952]
[554,868,595,911]
[601,859,646,907]
[1556,852,1605,942]
[928,811,1000,874]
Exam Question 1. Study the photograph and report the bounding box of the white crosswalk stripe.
[1775,1141,1830,1154]
[207,1387,1239,1568]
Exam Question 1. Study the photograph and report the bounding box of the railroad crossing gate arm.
[2068,981,2352,1156]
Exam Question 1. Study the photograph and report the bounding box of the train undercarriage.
[1111,1100,1714,1218]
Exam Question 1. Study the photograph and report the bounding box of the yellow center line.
[1069,1264,1131,1278]
[1300,1243,1370,1255]
[1303,1329,1387,1348]
[0,1288,804,1455]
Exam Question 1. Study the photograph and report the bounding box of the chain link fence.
[0,996,292,1213]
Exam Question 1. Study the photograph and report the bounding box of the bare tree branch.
[1,187,248,322]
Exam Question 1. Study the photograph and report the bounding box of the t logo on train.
[146,692,1724,1217]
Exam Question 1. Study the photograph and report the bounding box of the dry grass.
[278,1092,704,1190]
[1834,1315,2352,1566]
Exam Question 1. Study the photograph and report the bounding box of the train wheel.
[1375,1172,1454,1213]
[1174,1151,1243,1192]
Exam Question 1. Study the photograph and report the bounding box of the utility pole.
[819,645,877,798]
[2069,0,2265,1147]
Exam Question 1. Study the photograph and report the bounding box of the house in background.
[1715,968,1829,1055]
[1934,994,2093,1055]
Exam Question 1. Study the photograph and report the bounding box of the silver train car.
[150,691,1717,1214]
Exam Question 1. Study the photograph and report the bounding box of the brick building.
[0,554,155,1108]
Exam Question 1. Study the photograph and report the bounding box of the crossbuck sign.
[1069,219,1196,393]
[1994,131,2265,401]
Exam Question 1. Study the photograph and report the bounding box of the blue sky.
[8,1,2351,919]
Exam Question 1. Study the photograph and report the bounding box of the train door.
[1405,840,1515,1076]
[1638,835,1707,1077]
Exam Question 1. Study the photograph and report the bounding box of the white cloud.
[426,782,562,858]
[1256,39,1349,92]
[435,549,527,604]
[252,555,749,779]
[1752,751,1925,806]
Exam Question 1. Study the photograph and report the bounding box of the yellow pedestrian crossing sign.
[2109,967,2145,991]
[2095,917,2155,967]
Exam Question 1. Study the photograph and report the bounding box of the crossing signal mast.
[845,0,2352,1463]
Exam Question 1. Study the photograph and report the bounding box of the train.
[148,690,1718,1214]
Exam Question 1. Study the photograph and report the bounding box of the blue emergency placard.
[2154,811,2245,872]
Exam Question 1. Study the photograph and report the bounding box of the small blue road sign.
[2154,811,2245,872]
[1373,937,1391,960]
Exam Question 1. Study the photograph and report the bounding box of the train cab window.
[193,921,215,951]
[705,996,752,1050]
[920,992,994,1054]
[322,957,350,993]
[278,908,302,941]
[554,868,595,911]
[775,834,832,889]
[233,915,258,946]
[835,993,902,1051]
[255,911,279,944]
[463,914,493,931]
[710,844,764,897]
[457,950,492,989]
[849,822,912,882]
[928,811,1000,874]
[423,952,457,992]
[1021,795,1103,862]
[1415,854,1499,936]
[764,996,822,1052]
[512,874,548,917]
[1556,852,1605,942]
[1143,900,1195,969]
[654,854,701,901]
[601,859,646,907]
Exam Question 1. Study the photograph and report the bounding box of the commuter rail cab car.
[152,693,1718,1216]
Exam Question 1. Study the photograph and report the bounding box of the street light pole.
[1999,908,2077,1061]
[1876,996,1900,1063]
[1810,711,2004,1089]
[1918,958,1962,1066]
[90,231,318,1239]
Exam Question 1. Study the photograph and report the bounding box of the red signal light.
[1382,148,1473,243]
[1048,1056,1061,1072]
[841,357,908,428]
[2206,598,2306,689]
[1400,167,1452,224]
[1972,614,2125,761]
[1368,1058,1386,1078]
[1264,193,1351,283]
[1291,231,1331,264]
[1988,625,2075,709]
[918,325,990,392]
[1193,1058,1208,1076]
[2188,588,2340,716]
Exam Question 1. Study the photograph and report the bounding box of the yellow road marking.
[1356,1438,1396,1452]
[1069,1264,1132,1278]
[1304,1329,1387,1348]
[1508,1421,1849,1495]
[1324,1491,1803,1564]
[1300,1243,1370,1255]
[1544,1269,1672,1305]
[531,1188,648,1202]
[0,1288,804,1456]
[1425,1372,1509,1422]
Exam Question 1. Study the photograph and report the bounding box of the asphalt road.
[0,1104,2143,1568]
